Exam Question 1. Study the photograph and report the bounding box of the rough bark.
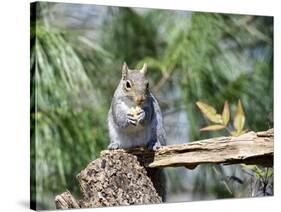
[55,151,162,209]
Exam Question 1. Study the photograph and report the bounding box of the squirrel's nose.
[136,95,146,106]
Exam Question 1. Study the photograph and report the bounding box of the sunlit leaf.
[234,99,245,132]
[196,101,223,124]
[253,166,265,178]
[222,101,230,126]
[200,124,225,131]
[267,168,273,177]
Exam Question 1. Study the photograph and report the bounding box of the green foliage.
[241,165,273,196]
[101,7,158,65]
[141,13,273,139]
[31,3,108,209]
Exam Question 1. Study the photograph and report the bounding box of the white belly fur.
[108,101,152,149]
[115,123,151,149]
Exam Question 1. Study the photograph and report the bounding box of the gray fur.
[107,63,166,150]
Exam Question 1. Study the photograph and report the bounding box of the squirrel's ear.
[140,63,147,75]
[122,62,128,80]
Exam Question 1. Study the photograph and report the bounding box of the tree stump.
[55,151,162,209]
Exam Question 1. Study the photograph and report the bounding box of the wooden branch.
[55,191,80,209]
[102,129,273,169]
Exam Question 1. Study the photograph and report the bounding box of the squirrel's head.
[121,62,149,107]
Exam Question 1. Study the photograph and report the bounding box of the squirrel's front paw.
[136,109,146,124]
[127,108,146,126]
[108,143,120,150]
[127,112,137,126]
[147,140,161,151]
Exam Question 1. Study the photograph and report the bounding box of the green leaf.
[234,99,245,132]
[196,101,223,124]
[200,124,225,131]
[253,166,265,178]
[222,101,230,126]
[267,169,273,177]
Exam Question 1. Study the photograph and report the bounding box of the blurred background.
[30,2,273,210]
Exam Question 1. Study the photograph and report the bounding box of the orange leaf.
[196,101,223,124]
[234,99,245,132]
[222,101,230,126]
[200,124,225,131]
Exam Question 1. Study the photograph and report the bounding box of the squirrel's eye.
[126,80,132,89]
[146,82,149,89]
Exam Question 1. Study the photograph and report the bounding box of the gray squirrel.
[107,62,166,150]
[107,62,167,201]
